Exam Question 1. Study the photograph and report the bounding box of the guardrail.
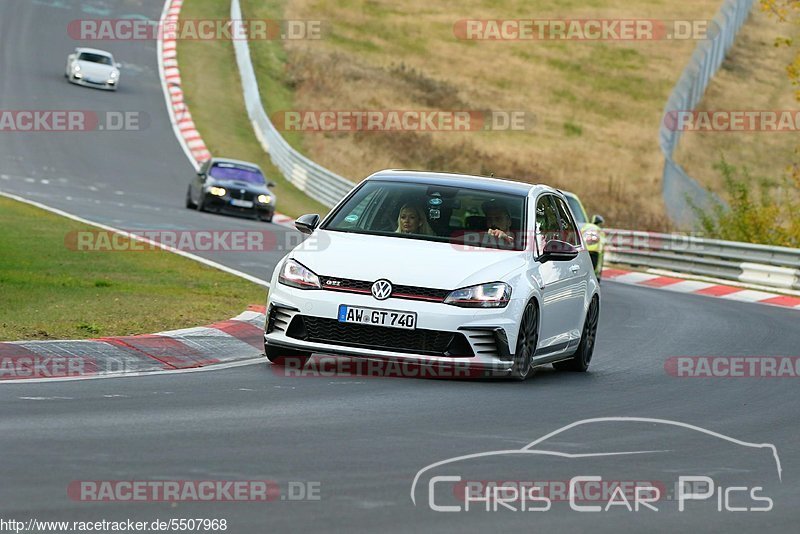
[231,0,354,208]
[605,229,800,291]
[660,0,756,226]
[226,0,799,293]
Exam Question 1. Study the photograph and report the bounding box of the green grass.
[176,0,329,219]
[0,197,265,341]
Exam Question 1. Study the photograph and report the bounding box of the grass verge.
[0,197,265,341]
[177,0,329,219]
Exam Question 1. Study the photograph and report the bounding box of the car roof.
[76,47,114,57]
[366,169,542,196]
[209,157,264,172]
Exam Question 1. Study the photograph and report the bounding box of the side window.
[535,195,561,253]
[554,197,582,247]
[338,188,382,230]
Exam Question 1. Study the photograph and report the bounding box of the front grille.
[266,305,293,334]
[462,329,499,357]
[229,189,255,201]
[318,276,450,303]
[287,315,473,357]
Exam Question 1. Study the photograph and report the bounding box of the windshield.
[323,180,527,251]
[78,53,113,66]
[209,163,266,185]
[565,195,587,224]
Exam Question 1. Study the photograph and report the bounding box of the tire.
[265,343,311,367]
[196,193,206,212]
[511,300,539,380]
[185,187,196,209]
[553,296,599,372]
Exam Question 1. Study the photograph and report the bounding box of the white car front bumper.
[264,281,529,377]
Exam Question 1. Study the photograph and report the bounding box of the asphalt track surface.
[1,1,799,532]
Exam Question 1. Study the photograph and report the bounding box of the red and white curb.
[0,306,267,382]
[157,0,295,229]
[604,268,800,310]
[158,0,211,164]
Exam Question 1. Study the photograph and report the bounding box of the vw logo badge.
[371,279,393,300]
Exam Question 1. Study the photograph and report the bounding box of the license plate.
[337,305,417,330]
[230,199,253,208]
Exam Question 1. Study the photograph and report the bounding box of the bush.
[690,157,800,247]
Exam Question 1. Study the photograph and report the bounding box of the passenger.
[482,200,515,244]
[395,203,434,235]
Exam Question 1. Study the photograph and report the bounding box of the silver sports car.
[65,48,120,91]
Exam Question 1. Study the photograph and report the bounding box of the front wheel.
[185,187,196,209]
[554,296,599,372]
[511,300,538,380]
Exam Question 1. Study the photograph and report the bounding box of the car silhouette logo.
[371,279,393,300]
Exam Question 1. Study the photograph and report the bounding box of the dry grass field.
[674,8,800,194]
[243,0,727,229]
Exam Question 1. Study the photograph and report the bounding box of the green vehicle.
[562,190,605,280]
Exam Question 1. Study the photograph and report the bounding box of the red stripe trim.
[209,320,263,350]
[694,285,742,297]
[640,276,683,287]
[760,295,800,308]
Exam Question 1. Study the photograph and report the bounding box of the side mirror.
[115,62,121,69]
[295,213,320,235]
[539,240,579,263]
[591,214,604,226]
[268,181,276,188]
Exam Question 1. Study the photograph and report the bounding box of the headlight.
[208,186,226,197]
[583,229,600,245]
[72,64,81,72]
[278,259,321,290]
[257,194,271,204]
[444,282,511,308]
[110,70,119,78]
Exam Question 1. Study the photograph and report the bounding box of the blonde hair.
[395,203,434,235]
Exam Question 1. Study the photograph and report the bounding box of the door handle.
[569,264,580,274]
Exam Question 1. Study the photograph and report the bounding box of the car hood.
[208,179,271,195]
[76,60,115,78]
[291,230,528,289]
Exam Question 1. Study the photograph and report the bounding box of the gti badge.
[371,279,392,300]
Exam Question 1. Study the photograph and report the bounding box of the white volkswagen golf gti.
[264,170,600,379]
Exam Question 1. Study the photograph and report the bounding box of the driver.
[395,203,434,235]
